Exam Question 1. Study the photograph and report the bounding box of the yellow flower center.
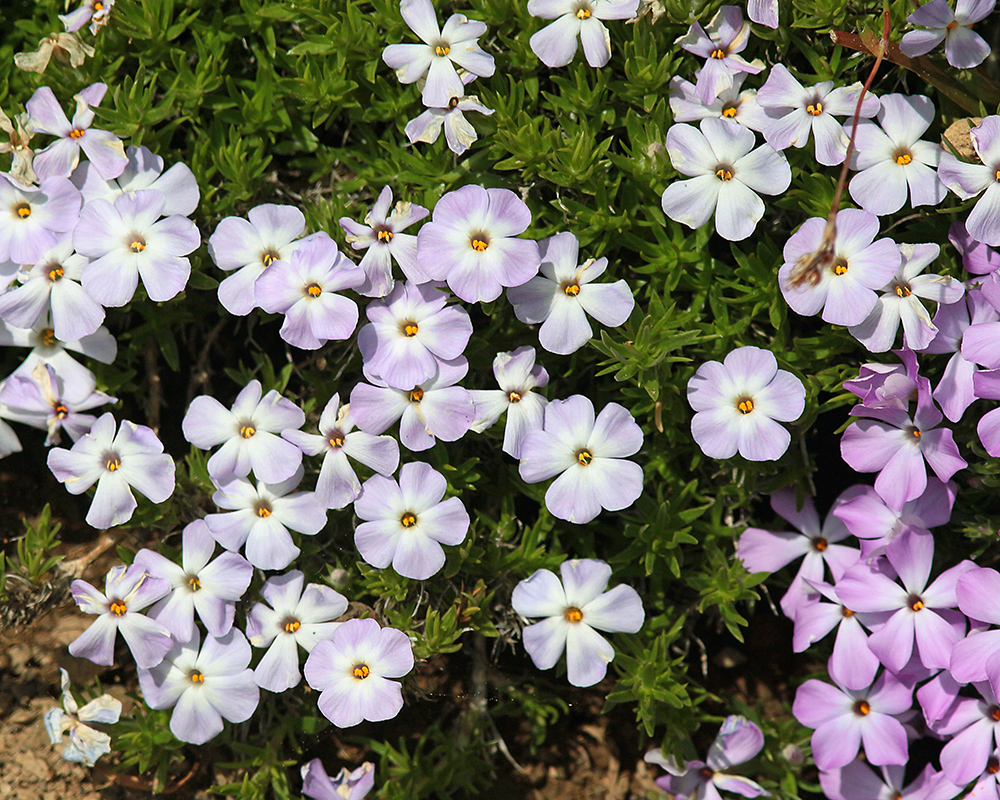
[129,237,146,253]
[402,321,419,337]
[577,449,593,466]
[240,424,256,439]
[989,758,1000,775]
[401,512,417,527]
[93,0,104,10]
[255,502,272,518]
[716,168,733,181]
[854,700,870,716]
[15,203,31,218]
[409,387,424,403]
[895,152,912,166]
[262,250,279,267]
[47,265,64,282]
[435,44,450,56]
[812,537,828,551]
[448,97,460,110]
[909,426,922,439]
[376,228,394,243]
[508,390,522,403]
[69,128,85,140]
[841,606,855,618]
[721,105,737,118]
[991,706,1000,721]
[353,663,371,679]
[305,282,322,297]
[471,236,489,252]
[564,607,583,623]
[737,397,754,415]
[110,600,127,616]
[576,6,591,18]
[41,327,56,346]
[895,284,912,297]
[833,258,848,276]
[329,431,345,448]
[106,456,121,471]
[53,403,69,419]
[908,594,925,611]
[189,670,205,683]
[710,48,726,59]
[995,170,1000,182]
[806,102,823,116]
[563,282,580,296]
[188,575,201,591]
[284,619,301,633]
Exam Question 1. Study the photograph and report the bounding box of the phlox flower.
[778,208,901,326]
[512,559,644,687]
[381,0,495,108]
[959,318,1000,455]
[686,346,805,461]
[48,412,176,529]
[661,117,790,242]
[528,0,639,69]
[668,72,771,132]
[27,83,127,180]
[0,388,23,459]
[849,243,965,353]
[675,6,764,103]
[519,395,643,523]
[205,466,327,571]
[60,0,115,34]
[133,519,253,640]
[416,184,540,303]
[181,379,305,484]
[846,94,946,216]
[900,0,994,68]
[844,349,920,411]
[506,231,634,355]
[469,346,549,458]
[338,185,430,296]
[737,487,859,620]
[207,204,320,316]
[747,0,778,27]
[840,378,967,509]
[0,233,104,341]
[282,393,399,510]
[354,461,470,580]
[0,318,116,388]
[0,174,81,265]
[301,760,375,800]
[645,715,769,800]
[951,566,1000,684]
[68,564,172,668]
[837,529,974,673]
[246,570,348,693]
[350,357,476,451]
[255,237,364,350]
[820,761,962,800]
[44,668,122,767]
[12,33,94,75]
[304,618,414,728]
[357,280,473,390]
[0,361,115,445]
[73,189,200,306]
[939,116,1000,247]
[793,670,911,770]
[405,88,495,157]
[935,666,1000,784]
[137,629,259,745]
[756,65,880,166]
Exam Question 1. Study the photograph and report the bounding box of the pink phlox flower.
[686,346,805,461]
[469,346,549,458]
[60,0,115,34]
[951,567,1000,684]
[939,116,1000,247]
[404,84,495,157]
[675,6,764,103]
[0,318,116,388]
[820,760,963,800]
[527,0,640,69]
[27,83,126,180]
[845,94,947,216]
[301,760,375,800]
[756,64,880,166]
[338,185,431,297]
[936,673,1000,785]
[844,348,920,412]
[736,487,860,621]
[0,173,81,266]
[901,0,994,68]
[957,313,1000,455]
[668,72,771,133]
[644,715,769,800]
[512,558,644,687]
[662,117,790,242]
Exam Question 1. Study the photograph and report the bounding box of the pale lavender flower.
[737,487,859,620]
[339,185,430,296]
[951,567,1000,684]
[939,116,1000,247]
[646,716,768,800]
[73,144,199,218]
[207,204,319,316]
[901,0,994,68]
[793,670,911,770]
[0,319,116,387]
[0,387,23,459]
[0,174,81,265]
[282,393,399,510]
[137,629,259,745]
[27,83,127,180]
[381,0,495,108]
[44,668,122,767]
[206,467,327,571]
[840,378,967,509]
[528,0,639,68]
[0,234,104,341]
[675,6,765,103]
[301,760,375,800]
[181,379,305,484]
[48,412,176,529]
[756,65,880,166]
[512,559,643,687]
[354,461,469,580]
[255,238,364,350]
[60,0,114,34]
[844,349,920,411]
[469,346,549,458]
[69,564,172,668]
[846,94,947,216]
[0,361,115,445]
[405,89,495,157]
[778,208,901,326]
[133,519,253,640]
[416,185,540,303]
[246,570,348,693]
[820,761,962,800]
[686,346,805,462]
[73,189,200,306]
[668,72,771,132]
[519,395,643,523]
[837,529,974,673]
[357,280,472,389]
[304,618,414,728]
[747,0,778,26]
[849,243,965,352]
[350,357,475,451]
[506,231,634,355]
[661,117,790,242]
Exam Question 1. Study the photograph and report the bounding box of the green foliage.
[0,504,63,601]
